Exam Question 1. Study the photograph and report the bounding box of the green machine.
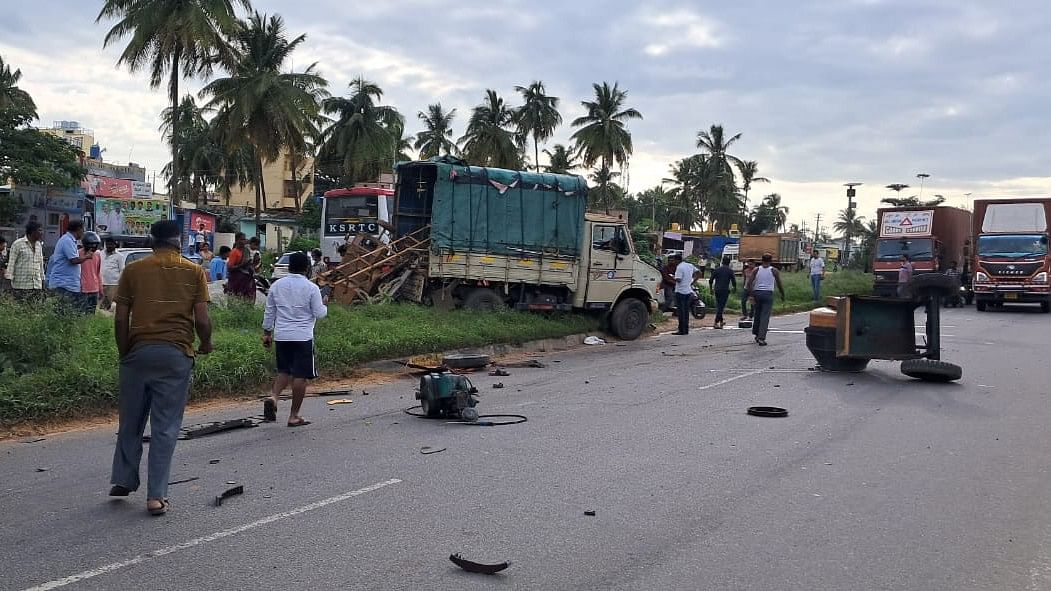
[805,274,963,382]
[417,372,480,420]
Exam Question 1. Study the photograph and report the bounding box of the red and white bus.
[319,186,394,262]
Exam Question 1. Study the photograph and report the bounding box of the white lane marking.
[22,478,402,591]
[698,369,764,390]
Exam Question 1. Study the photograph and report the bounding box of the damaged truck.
[385,157,662,340]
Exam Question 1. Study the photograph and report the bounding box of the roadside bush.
[0,297,599,426]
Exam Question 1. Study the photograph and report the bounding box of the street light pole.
[916,173,930,200]
[844,182,862,265]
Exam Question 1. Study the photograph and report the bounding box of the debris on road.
[215,484,244,507]
[169,477,200,485]
[21,438,46,444]
[584,336,606,345]
[443,353,491,370]
[208,459,221,465]
[499,360,546,369]
[489,368,511,376]
[362,390,371,396]
[315,389,353,397]
[326,399,354,405]
[420,446,446,455]
[584,510,596,516]
[35,467,49,472]
[747,406,788,418]
[492,383,504,389]
[449,554,510,575]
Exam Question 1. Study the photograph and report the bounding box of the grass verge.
[0,299,600,426]
[697,269,873,314]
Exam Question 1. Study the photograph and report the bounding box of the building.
[223,152,315,211]
[0,184,86,252]
[40,121,94,152]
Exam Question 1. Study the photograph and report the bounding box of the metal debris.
[215,484,244,507]
[449,554,510,575]
[420,446,446,455]
[169,477,200,485]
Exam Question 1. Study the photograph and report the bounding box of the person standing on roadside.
[225,233,255,300]
[310,248,327,279]
[746,253,786,346]
[809,251,826,304]
[5,221,45,300]
[78,232,103,314]
[100,238,122,311]
[199,242,215,270]
[740,260,756,320]
[209,246,230,282]
[109,220,213,516]
[262,252,328,427]
[660,256,678,312]
[0,236,9,293]
[671,254,699,335]
[708,256,737,329]
[898,254,914,297]
[46,220,90,307]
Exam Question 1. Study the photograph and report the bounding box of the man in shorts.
[262,252,328,427]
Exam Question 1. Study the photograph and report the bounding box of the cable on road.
[403,405,528,426]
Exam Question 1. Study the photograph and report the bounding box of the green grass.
[697,269,873,313]
[0,299,599,426]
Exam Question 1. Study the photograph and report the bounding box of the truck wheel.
[964,293,973,306]
[611,298,648,341]
[462,288,505,312]
[420,396,442,417]
[900,359,962,382]
[975,300,987,312]
[1042,301,1051,313]
[905,273,959,300]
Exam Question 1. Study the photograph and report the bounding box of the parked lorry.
[391,158,661,340]
[971,198,1051,312]
[871,206,971,297]
[738,233,801,269]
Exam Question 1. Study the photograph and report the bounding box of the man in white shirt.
[671,254,699,335]
[808,251,825,303]
[100,237,123,310]
[261,252,328,427]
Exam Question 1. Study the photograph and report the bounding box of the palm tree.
[459,89,521,169]
[0,56,37,123]
[98,0,249,203]
[736,160,769,207]
[570,82,643,209]
[201,12,327,229]
[761,193,789,231]
[514,81,562,173]
[833,207,866,238]
[319,77,404,185]
[160,95,220,206]
[543,144,580,174]
[587,166,625,211]
[697,124,744,178]
[414,103,457,159]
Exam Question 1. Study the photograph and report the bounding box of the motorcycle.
[690,285,707,319]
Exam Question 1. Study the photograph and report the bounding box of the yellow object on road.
[326,399,354,405]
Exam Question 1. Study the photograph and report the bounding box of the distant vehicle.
[114,248,205,281]
[320,187,394,262]
[972,198,1051,312]
[871,206,971,297]
[722,243,743,273]
[738,233,801,269]
[271,251,310,281]
[661,249,685,258]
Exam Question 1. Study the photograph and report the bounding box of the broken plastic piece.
[583,336,606,345]
[449,554,509,575]
[420,446,446,455]
[326,399,354,405]
[492,383,504,389]
[215,484,244,507]
[584,510,596,516]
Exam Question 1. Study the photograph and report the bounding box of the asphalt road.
[3,305,1051,591]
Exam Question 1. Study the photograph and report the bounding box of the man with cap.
[109,220,213,516]
[262,252,328,426]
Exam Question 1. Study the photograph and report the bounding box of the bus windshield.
[977,234,1049,258]
[323,196,377,234]
[875,238,934,261]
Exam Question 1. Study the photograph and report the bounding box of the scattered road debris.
[215,484,244,507]
[747,406,789,418]
[35,467,49,472]
[443,353,491,370]
[489,369,511,377]
[420,446,446,455]
[583,336,606,345]
[499,360,546,369]
[146,418,258,442]
[326,399,354,405]
[362,390,371,396]
[21,438,46,444]
[449,554,510,575]
[492,383,505,389]
[208,459,221,465]
[315,389,353,397]
[584,510,596,516]
[168,477,200,485]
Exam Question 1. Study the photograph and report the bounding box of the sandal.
[287,419,311,428]
[147,499,169,516]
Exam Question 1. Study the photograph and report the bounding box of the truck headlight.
[975,271,989,282]
[1033,272,1048,284]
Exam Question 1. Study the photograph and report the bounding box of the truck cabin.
[875,238,940,268]
[976,234,1049,261]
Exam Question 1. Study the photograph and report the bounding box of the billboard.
[95,198,170,236]
[880,210,934,237]
[84,175,134,199]
[131,181,153,198]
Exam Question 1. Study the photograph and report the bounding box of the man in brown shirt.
[109,220,213,516]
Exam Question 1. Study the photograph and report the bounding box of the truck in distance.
[972,198,1051,312]
[871,206,971,297]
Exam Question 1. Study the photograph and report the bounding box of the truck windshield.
[875,238,934,261]
[977,234,1049,258]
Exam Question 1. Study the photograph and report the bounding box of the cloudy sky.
[4,0,1050,231]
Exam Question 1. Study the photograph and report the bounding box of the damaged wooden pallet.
[314,226,431,305]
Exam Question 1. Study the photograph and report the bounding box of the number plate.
[1004,293,1019,300]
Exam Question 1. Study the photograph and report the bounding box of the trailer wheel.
[611,298,648,341]
[462,288,506,312]
[901,359,962,382]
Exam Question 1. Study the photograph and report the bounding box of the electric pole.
[815,213,822,243]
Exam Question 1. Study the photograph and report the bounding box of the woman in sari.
[225,232,256,300]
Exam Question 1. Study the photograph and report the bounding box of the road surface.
[2,306,1050,591]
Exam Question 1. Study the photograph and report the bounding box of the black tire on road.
[611,298,649,341]
[442,353,491,370]
[462,287,506,312]
[905,273,960,301]
[420,397,442,417]
[975,300,987,311]
[900,358,963,382]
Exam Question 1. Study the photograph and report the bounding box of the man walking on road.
[262,252,328,427]
[708,256,737,329]
[109,220,213,516]
[809,251,825,303]
[671,254,699,335]
[46,220,90,307]
[746,253,786,346]
[898,254,914,297]
[5,221,45,300]
[740,260,756,320]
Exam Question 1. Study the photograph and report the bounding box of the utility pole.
[916,173,930,200]
[815,213,822,244]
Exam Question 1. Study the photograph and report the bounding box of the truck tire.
[462,288,505,312]
[1042,301,1051,314]
[610,298,648,341]
[442,353,491,370]
[900,359,962,382]
[975,300,987,312]
[905,273,959,301]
